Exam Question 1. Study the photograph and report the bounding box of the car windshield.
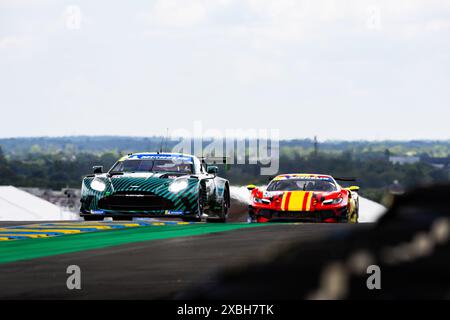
[110,159,193,174]
[267,178,337,192]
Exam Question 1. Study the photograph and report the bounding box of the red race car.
[247,174,359,223]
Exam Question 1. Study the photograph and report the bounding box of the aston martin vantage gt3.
[80,153,230,222]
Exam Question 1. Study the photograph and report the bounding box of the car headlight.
[90,179,106,192]
[322,197,343,205]
[169,179,189,193]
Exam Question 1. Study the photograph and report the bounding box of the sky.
[1,0,450,140]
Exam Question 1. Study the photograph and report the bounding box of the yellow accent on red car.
[281,191,314,211]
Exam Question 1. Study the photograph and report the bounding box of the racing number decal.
[281,192,313,211]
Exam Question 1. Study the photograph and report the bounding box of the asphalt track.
[0,220,369,299]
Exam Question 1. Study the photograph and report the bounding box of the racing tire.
[247,206,256,223]
[112,217,133,221]
[182,216,202,222]
[83,215,104,222]
[183,188,204,223]
[349,205,359,224]
[207,187,229,223]
[336,208,349,223]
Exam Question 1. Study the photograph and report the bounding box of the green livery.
[80,153,230,222]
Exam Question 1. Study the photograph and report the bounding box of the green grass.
[0,223,267,264]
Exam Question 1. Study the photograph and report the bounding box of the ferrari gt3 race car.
[80,153,230,222]
[247,174,359,223]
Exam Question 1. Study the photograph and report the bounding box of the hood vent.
[159,173,189,179]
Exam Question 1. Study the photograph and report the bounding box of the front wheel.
[207,188,229,223]
[247,206,256,223]
[83,215,104,221]
[112,216,133,221]
[336,207,349,223]
[183,188,204,222]
[349,203,359,223]
[182,216,201,222]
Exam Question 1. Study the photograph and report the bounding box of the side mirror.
[207,166,218,175]
[348,186,360,192]
[93,166,103,174]
[247,184,257,191]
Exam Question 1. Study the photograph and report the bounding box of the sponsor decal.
[263,191,284,197]
[274,174,332,181]
[166,210,184,215]
[128,154,192,162]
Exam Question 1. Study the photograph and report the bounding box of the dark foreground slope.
[183,184,450,299]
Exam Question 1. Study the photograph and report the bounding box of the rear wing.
[199,156,228,165]
[199,156,231,172]
[334,177,357,182]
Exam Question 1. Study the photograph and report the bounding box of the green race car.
[80,153,230,222]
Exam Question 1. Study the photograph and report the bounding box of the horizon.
[1,134,450,143]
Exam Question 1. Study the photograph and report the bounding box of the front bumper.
[79,212,198,219]
[97,193,175,211]
[250,206,347,222]
[80,191,198,216]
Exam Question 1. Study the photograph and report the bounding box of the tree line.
[0,145,448,203]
